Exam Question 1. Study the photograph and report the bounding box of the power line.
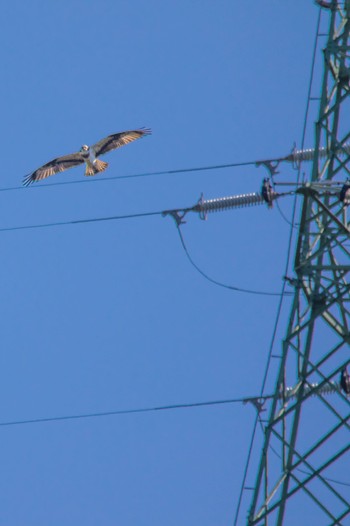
[0,210,164,233]
[0,396,249,428]
[233,8,323,525]
[0,200,293,297]
[2,160,258,193]
[0,191,296,297]
[233,284,288,526]
[271,176,298,229]
[174,224,293,298]
[3,389,350,491]
[0,139,334,194]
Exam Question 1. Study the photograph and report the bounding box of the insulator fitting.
[285,143,350,164]
[193,192,264,220]
[282,381,340,400]
[289,148,316,162]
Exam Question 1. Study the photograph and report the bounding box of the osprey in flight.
[23,128,151,186]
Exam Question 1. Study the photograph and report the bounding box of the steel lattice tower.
[247,2,350,525]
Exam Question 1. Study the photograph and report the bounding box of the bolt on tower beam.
[248,2,350,525]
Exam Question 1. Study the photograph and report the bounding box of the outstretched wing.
[23,152,85,186]
[92,128,151,157]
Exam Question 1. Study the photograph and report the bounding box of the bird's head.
[80,145,89,152]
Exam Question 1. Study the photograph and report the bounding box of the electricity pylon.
[247,2,350,525]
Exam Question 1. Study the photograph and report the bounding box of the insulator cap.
[285,143,350,164]
[193,192,264,219]
[283,381,340,400]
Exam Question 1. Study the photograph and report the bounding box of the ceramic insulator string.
[284,143,350,163]
[193,192,264,219]
[283,381,340,399]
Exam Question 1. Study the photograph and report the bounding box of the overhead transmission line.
[0,397,247,428]
[2,374,348,487]
[7,160,258,192]
[233,7,324,525]
[0,378,344,429]
[0,186,296,297]
[0,184,294,235]
[1,141,350,194]
[243,3,350,523]
[0,210,163,233]
[1,175,346,299]
[175,224,291,297]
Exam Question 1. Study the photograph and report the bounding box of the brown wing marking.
[92,128,151,157]
[23,152,85,186]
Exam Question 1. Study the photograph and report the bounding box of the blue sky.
[0,2,338,525]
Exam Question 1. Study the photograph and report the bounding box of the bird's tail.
[85,159,109,176]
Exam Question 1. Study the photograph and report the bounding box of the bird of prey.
[340,366,350,395]
[23,128,151,186]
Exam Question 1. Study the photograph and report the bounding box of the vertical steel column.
[248,2,350,524]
